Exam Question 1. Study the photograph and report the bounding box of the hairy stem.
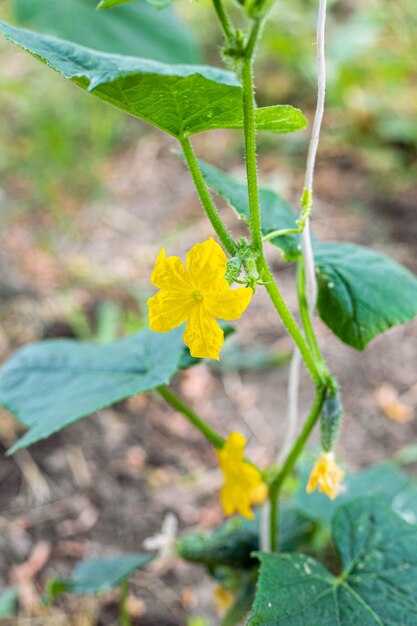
[240,20,325,387]
[258,258,325,387]
[119,581,132,626]
[242,22,263,252]
[157,385,225,449]
[269,385,327,551]
[180,137,237,256]
[297,262,323,363]
[212,0,235,41]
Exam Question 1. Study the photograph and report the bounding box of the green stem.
[212,0,235,41]
[240,21,324,387]
[262,227,300,242]
[119,581,132,626]
[296,261,324,365]
[242,27,263,252]
[269,385,327,551]
[180,137,237,256]
[268,488,278,553]
[157,385,225,449]
[245,18,263,60]
[258,257,324,387]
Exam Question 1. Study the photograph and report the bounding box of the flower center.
[192,290,204,303]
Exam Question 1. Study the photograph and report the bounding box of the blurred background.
[0,0,416,623]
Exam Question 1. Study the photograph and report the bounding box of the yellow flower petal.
[148,290,194,333]
[186,238,227,291]
[306,451,345,500]
[151,249,193,292]
[219,430,246,461]
[148,241,252,359]
[249,483,268,506]
[183,304,224,360]
[213,586,234,616]
[217,432,265,519]
[205,282,253,321]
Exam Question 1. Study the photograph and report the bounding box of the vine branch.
[157,385,225,449]
[269,385,327,551]
[212,0,235,42]
[180,137,237,256]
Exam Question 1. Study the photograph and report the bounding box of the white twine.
[265,0,328,551]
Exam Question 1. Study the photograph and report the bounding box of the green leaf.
[98,0,170,9]
[193,160,301,261]
[97,0,139,8]
[294,461,417,528]
[43,580,69,604]
[0,20,243,139]
[0,21,306,139]
[47,553,154,599]
[0,328,184,454]
[0,587,18,617]
[314,242,417,349]
[13,0,197,63]
[193,165,417,346]
[0,21,306,141]
[392,444,417,466]
[248,498,417,626]
[254,105,307,134]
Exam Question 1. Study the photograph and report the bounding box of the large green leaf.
[47,553,154,598]
[188,161,417,345]
[248,498,417,626]
[294,461,417,528]
[0,20,241,138]
[0,328,184,454]
[314,242,417,349]
[194,160,300,261]
[0,21,306,139]
[13,0,197,63]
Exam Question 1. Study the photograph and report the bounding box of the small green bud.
[225,256,243,284]
[243,255,258,291]
[297,188,313,231]
[320,388,343,453]
[221,30,246,71]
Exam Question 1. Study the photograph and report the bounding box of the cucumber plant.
[1,0,417,624]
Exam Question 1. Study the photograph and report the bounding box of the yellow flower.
[147,238,252,360]
[306,451,345,500]
[217,432,267,519]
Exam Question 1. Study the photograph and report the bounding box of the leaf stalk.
[180,137,237,256]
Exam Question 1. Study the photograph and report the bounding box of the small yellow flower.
[147,238,252,360]
[217,432,267,519]
[306,451,345,500]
